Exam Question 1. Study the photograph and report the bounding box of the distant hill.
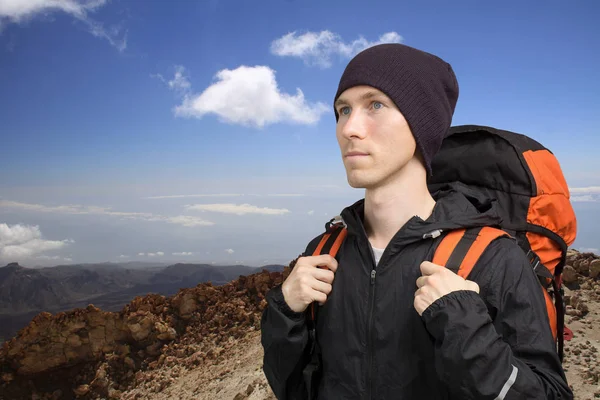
[0,261,285,343]
[0,262,154,314]
[150,263,260,286]
[260,264,288,273]
[0,262,74,314]
[29,261,170,270]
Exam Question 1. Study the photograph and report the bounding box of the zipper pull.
[423,229,443,239]
[370,269,376,285]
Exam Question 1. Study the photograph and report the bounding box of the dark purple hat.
[334,43,459,176]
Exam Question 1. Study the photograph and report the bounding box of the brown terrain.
[0,250,599,400]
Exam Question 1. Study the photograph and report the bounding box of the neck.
[363,159,436,249]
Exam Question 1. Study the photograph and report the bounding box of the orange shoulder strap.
[309,224,347,320]
[312,225,347,258]
[433,227,509,279]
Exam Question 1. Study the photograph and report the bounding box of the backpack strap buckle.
[325,215,347,232]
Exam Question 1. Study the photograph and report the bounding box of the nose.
[339,110,367,140]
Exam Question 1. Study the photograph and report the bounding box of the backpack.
[429,124,577,358]
[302,125,577,394]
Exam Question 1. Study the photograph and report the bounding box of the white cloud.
[37,255,61,260]
[35,255,72,262]
[161,215,214,227]
[271,30,402,68]
[153,65,191,92]
[308,210,314,215]
[0,223,73,261]
[172,65,328,128]
[570,186,600,194]
[0,199,215,227]
[146,252,164,257]
[168,65,191,92]
[185,203,290,216]
[0,0,127,51]
[571,195,597,202]
[225,249,234,254]
[138,252,145,256]
[144,194,244,199]
[173,252,192,256]
[569,187,600,202]
[145,193,305,199]
[119,254,130,258]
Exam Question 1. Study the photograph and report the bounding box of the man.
[260,43,572,399]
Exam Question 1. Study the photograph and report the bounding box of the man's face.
[334,85,417,190]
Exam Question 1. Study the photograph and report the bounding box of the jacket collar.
[339,182,502,249]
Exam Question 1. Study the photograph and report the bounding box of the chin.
[347,181,366,189]
[346,174,372,189]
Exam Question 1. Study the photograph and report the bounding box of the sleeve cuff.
[421,290,490,338]
[267,284,306,321]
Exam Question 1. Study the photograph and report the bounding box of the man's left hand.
[414,261,480,316]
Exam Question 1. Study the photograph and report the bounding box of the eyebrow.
[334,90,383,108]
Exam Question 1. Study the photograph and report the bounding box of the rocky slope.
[0,258,290,400]
[0,252,599,399]
[0,262,284,343]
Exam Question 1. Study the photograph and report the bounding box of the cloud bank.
[0,223,73,261]
[185,203,290,216]
[271,30,402,68]
[570,186,600,202]
[0,200,214,227]
[0,0,127,51]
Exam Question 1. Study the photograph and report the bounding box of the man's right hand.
[281,255,338,313]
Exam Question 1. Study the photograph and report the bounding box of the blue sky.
[0,0,599,266]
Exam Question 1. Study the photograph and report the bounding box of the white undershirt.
[372,246,385,266]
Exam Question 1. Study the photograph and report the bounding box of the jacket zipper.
[368,266,376,400]
[358,215,421,399]
[358,238,378,400]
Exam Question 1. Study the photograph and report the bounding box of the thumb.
[420,261,443,276]
[465,280,480,293]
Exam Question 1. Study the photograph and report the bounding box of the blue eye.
[373,101,383,110]
[340,106,350,115]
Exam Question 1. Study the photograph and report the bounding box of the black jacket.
[261,186,573,399]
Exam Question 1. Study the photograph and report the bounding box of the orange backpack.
[305,125,576,369]
[429,124,577,360]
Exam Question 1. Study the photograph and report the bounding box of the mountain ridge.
[0,250,598,399]
[0,262,285,342]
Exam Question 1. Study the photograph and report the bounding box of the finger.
[466,280,480,293]
[311,279,333,296]
[310,254,338,272]
[312,268,335,284]
[415,276,428,288]
[420,261,443,276]
[311,288,328,305]
[414,298,428,316]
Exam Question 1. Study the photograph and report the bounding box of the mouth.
[345,151,369,157]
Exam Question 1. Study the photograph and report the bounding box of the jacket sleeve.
[260,235,323,399]
[421,237,573,400]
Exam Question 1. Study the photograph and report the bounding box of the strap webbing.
[445,227,483,273]
[309,225,347,320]
[434,227,509,279]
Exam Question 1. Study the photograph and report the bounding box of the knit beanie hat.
[333,43,459,176]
